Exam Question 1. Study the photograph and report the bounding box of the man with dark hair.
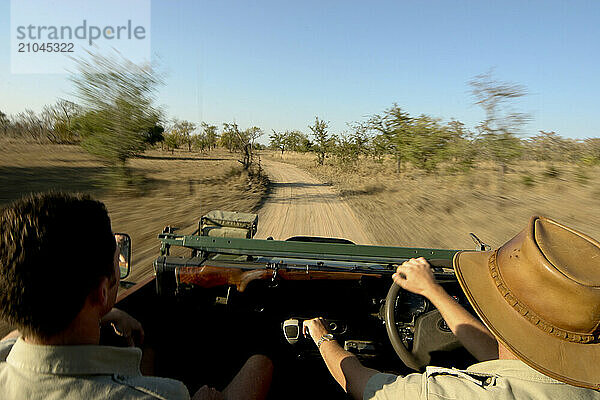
[0,193,119,340]
[0,193,272,399]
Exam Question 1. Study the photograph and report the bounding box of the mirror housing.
[115,233,131,279]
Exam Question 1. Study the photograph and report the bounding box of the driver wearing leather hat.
[303,216,600,399]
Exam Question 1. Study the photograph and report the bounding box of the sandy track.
[0,159,370,338]
[255,159,372,244]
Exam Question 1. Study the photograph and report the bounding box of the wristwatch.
[316,333,335,349]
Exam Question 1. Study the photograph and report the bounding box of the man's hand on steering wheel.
[392,257,440,298]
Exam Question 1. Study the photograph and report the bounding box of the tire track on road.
[255,159,372,244]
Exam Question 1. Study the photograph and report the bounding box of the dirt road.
[0,157,371,338]
[255,159,372,244]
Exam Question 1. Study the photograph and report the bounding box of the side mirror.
[115,233,131,279]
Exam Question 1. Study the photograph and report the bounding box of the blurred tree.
[470,72,529,173]
[70,52,163,166]
[333,134,360,165]
[406,115,453,171]
[367,104,413,172]
[582,138,600,165]
[527,131,582,162]
[42,100,81,143]
[0,111,9,136]
[445,120,476,170]
[369,134,388,162]
[143,124,165,146]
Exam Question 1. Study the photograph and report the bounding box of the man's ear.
[89,277,110,310]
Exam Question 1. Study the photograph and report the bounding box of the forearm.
[318,340,379,399]
[426,284,498,361]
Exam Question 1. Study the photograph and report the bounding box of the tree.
[221,122,263,169]
[333,134,360,165]
[285,130,309,152]
[470,71,530,173]
[0,111,9,136]
[172,120,196,151]
[445,120,476,170]
[201,122,219,150]
[163,131,180,153]
[309,117,333,165]
[367,104,413,172]
[42,100,81,143]
[526,131,581,162]
[69,51,163,166]
[269,130,286,155]
[143,124,165,146]
[220,123,238,152]
[405,115,454,171]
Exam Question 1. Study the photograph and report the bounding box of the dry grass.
[0,140,269,336]
[262,151,600,250]
[0,140,269,282]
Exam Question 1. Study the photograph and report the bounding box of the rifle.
[153,233,460,296]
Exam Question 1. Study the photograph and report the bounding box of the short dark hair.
[0,192,116,338]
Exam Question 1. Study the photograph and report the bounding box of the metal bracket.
[268,263,280,288]
[469,233,491,251]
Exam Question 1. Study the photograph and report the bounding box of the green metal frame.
[158,233,461,267]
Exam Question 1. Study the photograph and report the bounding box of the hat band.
[488,250,598,344]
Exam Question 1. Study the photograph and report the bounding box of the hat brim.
[454,250,600,389]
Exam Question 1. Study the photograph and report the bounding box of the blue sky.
[1,0,599,141]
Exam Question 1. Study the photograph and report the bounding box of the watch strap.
[317,334,334,349]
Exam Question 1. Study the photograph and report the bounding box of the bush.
[521,174,535,187]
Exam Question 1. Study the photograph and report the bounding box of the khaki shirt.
[0,338,189,400]
[364,359,600,400]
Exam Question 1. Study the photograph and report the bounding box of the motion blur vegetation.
[2,69,599,186]
[69,52,164,168]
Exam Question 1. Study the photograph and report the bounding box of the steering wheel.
[384,282,461,371]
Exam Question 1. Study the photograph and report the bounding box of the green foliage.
[309,117,333,165]
[366,104,412,172]
[269,130,286,154]
[143,124,165,146]
[201,122,219,150]
[269,129,311,154]
[285,130,310,152]
[581,138,600,165]
[333,134,360,165]
[70,52,163,165]
[404,115,454,172]
[42,100,81,143]
[526,131,582,162]
[172,120,196,151]
[163,131,180,152]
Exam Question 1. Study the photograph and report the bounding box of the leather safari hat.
[454,216,600,389]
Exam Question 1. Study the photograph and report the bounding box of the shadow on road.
[136,155,228,162]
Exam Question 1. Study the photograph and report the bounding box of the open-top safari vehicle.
[111,211,487,398]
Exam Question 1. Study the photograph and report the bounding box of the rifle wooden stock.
[176,265,382,292]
